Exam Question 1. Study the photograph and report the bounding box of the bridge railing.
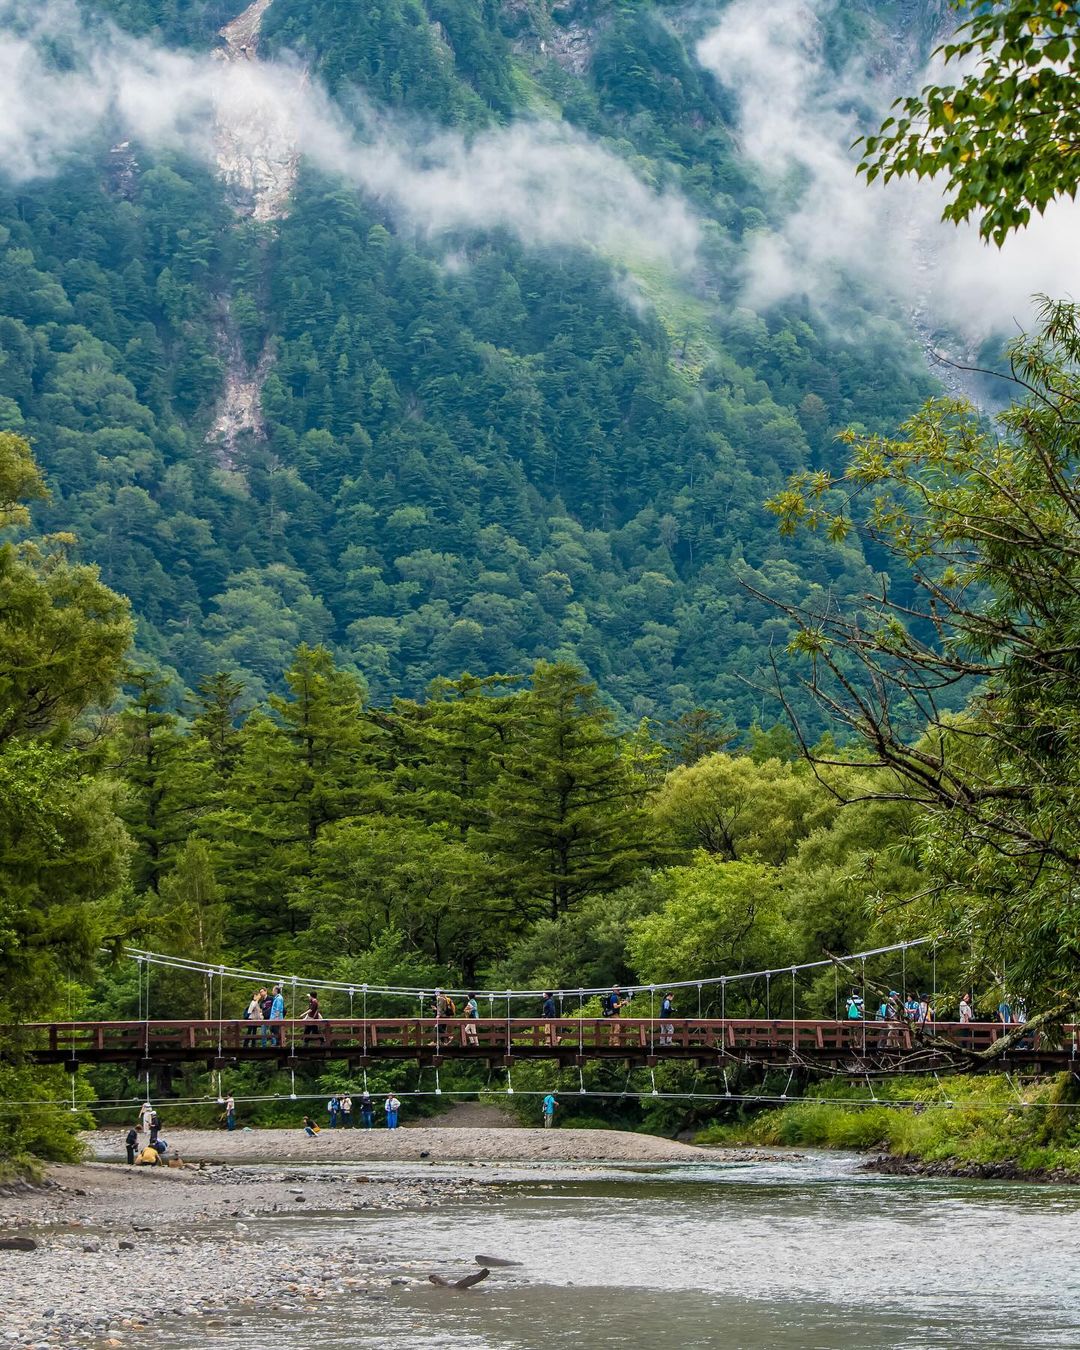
[3,1017,1074,1061]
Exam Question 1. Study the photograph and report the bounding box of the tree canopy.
[860,1,1080,244]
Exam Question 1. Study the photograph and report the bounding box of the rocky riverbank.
[0,1127,730,1348]
[0,1159,479,1349]
[864,1153,1080,1184]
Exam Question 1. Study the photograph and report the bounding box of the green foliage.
[860,1,1080,243]
[767,300,1080,1011]
[0,435,131,1165]
[701,1074,1080,1177]
[0,0,938,731]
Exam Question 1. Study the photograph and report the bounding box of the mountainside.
[0,0,945,724]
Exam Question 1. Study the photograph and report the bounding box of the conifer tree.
[223,644,377,944]
[488,662,658,923]
[114,670,191,895]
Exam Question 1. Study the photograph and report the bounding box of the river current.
[153,1152,1080,1348]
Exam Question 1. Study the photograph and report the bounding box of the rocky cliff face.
[212,0,298,222]
[206,0,294,460]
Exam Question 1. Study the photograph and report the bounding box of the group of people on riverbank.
[303,1092,399,1135]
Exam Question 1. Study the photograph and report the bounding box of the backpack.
[439,996,456,1016]
[603,994,619,1017]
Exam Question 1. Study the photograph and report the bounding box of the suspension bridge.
[3,938,1065,1085]
[5,1013,1071,1074]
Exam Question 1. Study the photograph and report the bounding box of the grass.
[698,1074,1080,1177]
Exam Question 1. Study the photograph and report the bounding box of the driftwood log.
[429,1268,490,1290]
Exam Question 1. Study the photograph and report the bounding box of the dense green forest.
[0,0,938,728]
[1,423,938,1156]
[9,0,1080,1172]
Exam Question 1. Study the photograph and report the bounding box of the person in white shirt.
[958,992,974,1023]
[385,1094,401,1129]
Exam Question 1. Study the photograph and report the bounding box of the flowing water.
[154,1153,1080,1348]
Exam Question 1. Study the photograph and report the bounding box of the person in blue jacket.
[269,985,285,1046]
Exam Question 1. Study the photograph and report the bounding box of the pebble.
[0,1167,477,1347]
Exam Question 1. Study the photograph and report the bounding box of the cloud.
[697,0,1080,342]
[0,0,699,270]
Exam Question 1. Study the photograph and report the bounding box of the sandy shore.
[86,1124,715,1165]
[0,1126,735,1348]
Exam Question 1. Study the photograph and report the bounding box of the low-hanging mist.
[698,0,1080,343]
[0,0,700,270]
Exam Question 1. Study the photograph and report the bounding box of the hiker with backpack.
[433,989,456,1047]
[327,1094,340,1129]
[603,986,629,1046]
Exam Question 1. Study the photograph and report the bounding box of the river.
[150,1152,1080,1348]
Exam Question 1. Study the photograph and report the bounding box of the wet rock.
[0,1236,37,1251]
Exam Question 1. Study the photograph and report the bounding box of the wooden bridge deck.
[2,1018,1073,1071]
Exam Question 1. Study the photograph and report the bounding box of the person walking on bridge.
[245,988,265,1047]
[542,992,558,1047]
[268,985,285,1047]
[462,994,479,1047]
[659,991,676,1047]
[302,990,326,1046]
[604,986,628,1046]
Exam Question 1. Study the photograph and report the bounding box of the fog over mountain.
[0,0,1063,722]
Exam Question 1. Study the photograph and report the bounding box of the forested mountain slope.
[0,0,941,723]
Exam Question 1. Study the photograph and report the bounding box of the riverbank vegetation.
[699,1074,1080,1179]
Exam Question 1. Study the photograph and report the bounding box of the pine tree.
[223,645,378,946]
[488,662,658,924]
[114,670,191,895]
[190,671,246,786]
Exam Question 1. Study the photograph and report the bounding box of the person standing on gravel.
[359,1091,374,1129]
[327,1094,340,1129]
[341,1094,353,1128]
[125,1126,139,1164]
[542,1093,558,1128]
[385,1093,401,1129]
[225,1094,236,1131]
